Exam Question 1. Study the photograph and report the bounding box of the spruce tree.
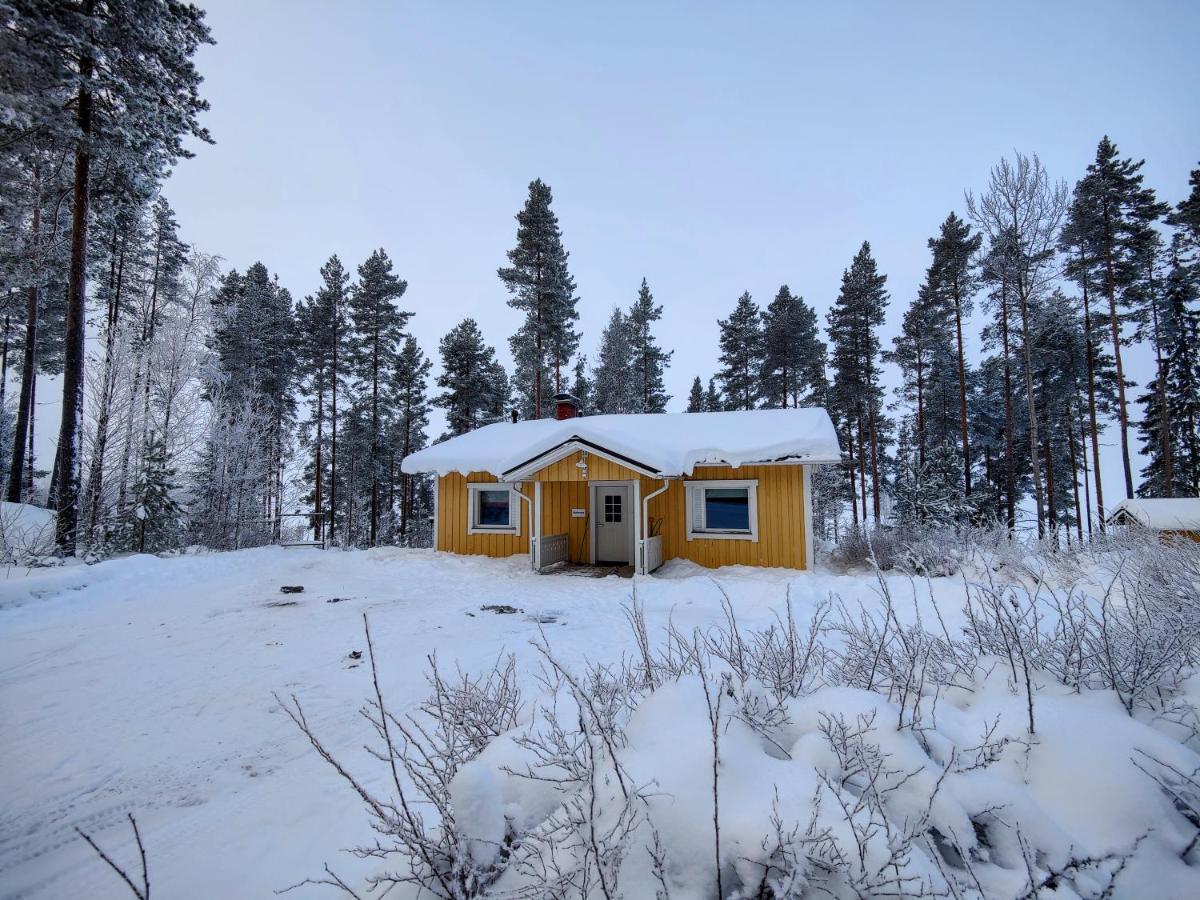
[498,179,580,418]
[130,430,180,553]
[827,242,889,523]
[391,336,431,539]
[704,378,721,412]
[1068,138,1170,500]
[627,278,672,412]
[761,285,825,409]
[435,319,508,437]
[716,292,763,411]
[592,307,636,414]
[686,376,705,413]
[1137,238,1200,496]
[347,249,411,546]
[571,355,593,414]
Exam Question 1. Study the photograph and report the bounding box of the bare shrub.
[289,538,1200,898]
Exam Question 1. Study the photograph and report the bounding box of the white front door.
[595,485,632,564]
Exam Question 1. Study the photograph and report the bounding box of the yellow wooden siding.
[645,465,807,570]
[436,472,530,558]
[531,453,646,482]
[540,481,593,563]
[437,459,809,570]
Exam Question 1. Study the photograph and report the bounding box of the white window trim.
[685,479,759,542]
[467,482,522,536]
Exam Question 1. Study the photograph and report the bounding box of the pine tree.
[927,213,982,491]
[716,292,763,411]
[347,249,411,546]
[592,307,635,414]
[761,285,825,409]
[1,0,214,553]
[884,278,955,469]
[435,319,508,437]
[626,278,671,412]
[499,179,580,419]
[686,376,705,413]
[1067,138,1170,501]
[295,255,349,543]
[827,242,890,523]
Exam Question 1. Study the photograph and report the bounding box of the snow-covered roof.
[401,408,842,478]
[1106,497,1200,531]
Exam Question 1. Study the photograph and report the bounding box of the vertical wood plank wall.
[436,459,809,570]
[436,472,529,558]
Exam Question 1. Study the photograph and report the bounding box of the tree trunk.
[1079,413,1093,538]
[313,377,324,542]
[868,403,881,522]
[1101,205,1134,499]
[1149,288,1173,495]
[54,53,93,553]
[329,316,339,544]
[1016,283,1046,538]
[1000,286,1016,531]
[952,281,971,493]
[1081,276,1106,531]
[1067,405,1084,543]
[856,411,868,524]
[85,232,127,547]
[8,193,40,504]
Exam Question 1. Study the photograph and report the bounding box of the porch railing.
[537,533,569,570]
[641,535,664,574]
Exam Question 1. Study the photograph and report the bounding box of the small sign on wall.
[571,508,586,518]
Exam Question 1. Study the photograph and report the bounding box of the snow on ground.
[1,547,1195,898]
[0,547,960,899]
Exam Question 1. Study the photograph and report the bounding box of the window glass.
[477,489,511,527]
[604,494,622,522]
[704,488,749,531]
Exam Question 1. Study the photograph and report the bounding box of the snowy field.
[1,546,1197,898]
[0,548,900,898]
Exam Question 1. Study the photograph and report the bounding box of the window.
[467,483,522,535]
[685,480,758,541]
[604,493,622,522]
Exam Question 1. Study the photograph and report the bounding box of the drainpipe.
[640,478,670,574]
[515,482,534,570]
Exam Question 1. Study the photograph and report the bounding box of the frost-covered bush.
[830,524,966,576]
[289,539,1200,898]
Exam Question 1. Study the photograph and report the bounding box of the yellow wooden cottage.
[401,395,842,574]
[1105,497,1200,542]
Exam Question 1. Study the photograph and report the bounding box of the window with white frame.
[685,479,758,541]
[467,482,522,535]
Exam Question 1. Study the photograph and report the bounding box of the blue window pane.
[705,488,749,530]
[478,490,510,526]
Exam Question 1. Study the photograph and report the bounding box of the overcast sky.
[160,0,1199,498]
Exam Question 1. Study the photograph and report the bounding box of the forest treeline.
[1,3,1197,557]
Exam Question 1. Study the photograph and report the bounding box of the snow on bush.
[285,535,1200,899]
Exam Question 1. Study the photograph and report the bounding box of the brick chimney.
[553,392,580,420]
